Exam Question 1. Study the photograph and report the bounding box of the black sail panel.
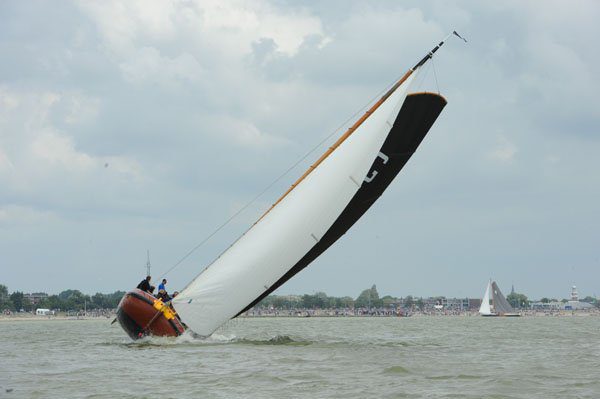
[236,92,447,316]
[491,281,515,313]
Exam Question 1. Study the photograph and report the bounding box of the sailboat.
[116,33,464,339]
[479,279,521,317]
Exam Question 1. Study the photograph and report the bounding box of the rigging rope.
[414,61,432,92]
[432,57,441,95]
[159,71,411,279]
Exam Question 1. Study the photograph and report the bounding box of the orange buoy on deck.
[116,289,186,340]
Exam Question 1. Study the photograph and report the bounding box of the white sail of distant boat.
[170,33,463,337]
[479,280,492,315]
[479,279,520,317]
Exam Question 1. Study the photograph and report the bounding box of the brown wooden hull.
[116,289,186,340]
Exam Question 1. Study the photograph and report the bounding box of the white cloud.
[209,116,291,150]
[0,147,14,172]
[488,135,517,163]
[119,47,203,85]
[64,94,100,125]
[31,131,95,169]
[0,205,58,226]
[78,0,327,63]
[0,87,146,213]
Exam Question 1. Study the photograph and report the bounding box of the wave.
[426,374,481,381]
[235,335,311,346]
[107,332,311,348]
[383,366,410,374]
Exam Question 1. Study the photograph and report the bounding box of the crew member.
[137,276,152,293]
[158,278,167,293]
[157,289,171,302]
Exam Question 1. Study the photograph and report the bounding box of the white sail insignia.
[172,73,419,336]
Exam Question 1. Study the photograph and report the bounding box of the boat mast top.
[412,31,467,71]
[146,250,151,277]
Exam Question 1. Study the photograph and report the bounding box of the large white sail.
[172,73,418,336]
[170,32,466,336]
[479,280,492,315]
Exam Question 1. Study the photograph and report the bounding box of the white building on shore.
[564,285,593,310]
[531,285,594,311]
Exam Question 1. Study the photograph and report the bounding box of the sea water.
[1,316,599,398]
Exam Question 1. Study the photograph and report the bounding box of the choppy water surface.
[1,316,599,398]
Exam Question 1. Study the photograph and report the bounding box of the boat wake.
[117,332,310,347]
[235,335,311,346]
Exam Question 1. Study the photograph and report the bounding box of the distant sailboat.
[479,279,520,317]
[117,32,465,339]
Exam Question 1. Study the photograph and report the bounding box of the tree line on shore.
[256,287,598,310]
[257,285,391,310]
[0,284,125,312]
[1,283,597,312]
[255,285,437,310]
[0,283,401,312]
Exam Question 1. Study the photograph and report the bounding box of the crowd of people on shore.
[244,307,600,318]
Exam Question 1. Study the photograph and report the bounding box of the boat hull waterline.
[116,289,186,340]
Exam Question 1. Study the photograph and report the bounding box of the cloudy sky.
[1,0,598,300]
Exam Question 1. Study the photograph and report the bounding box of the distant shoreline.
[1,309,598,322]
[241,310,600,318]
[0,314,113,322]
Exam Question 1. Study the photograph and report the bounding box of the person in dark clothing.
[156,289,171,303]
[136,276,152,293]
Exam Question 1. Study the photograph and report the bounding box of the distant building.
[442,298,470,311]
[467,298,482,311]
[531,285,593,311]
[530,301,562,310]
[571,285,579,301]
[564,285,592,310]
[421,297,479,311]
[24,292,48,305]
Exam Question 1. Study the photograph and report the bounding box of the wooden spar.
[256,68,415,223]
